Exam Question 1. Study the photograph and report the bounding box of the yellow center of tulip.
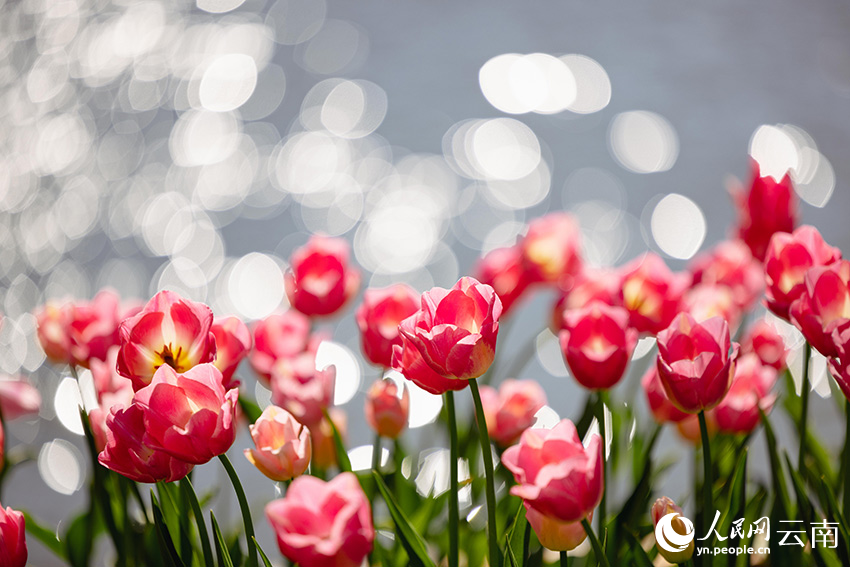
[155,344,190,373]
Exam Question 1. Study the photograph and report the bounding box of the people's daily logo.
[655,512,695,554]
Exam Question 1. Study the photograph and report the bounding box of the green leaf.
[759,408,792,517]
[21,510,66,560]
[64,511,97,567]
[181,477,215,567]
[784,453,837,567]
[372,471,436,567]
[151,489,187,567]
[253,536,274,567]
[323,407,352,473]
[718,449,748,537]
[210,512,234,567]
[621,529,654,567]
[238,396,263,424]
[817,478,850,566]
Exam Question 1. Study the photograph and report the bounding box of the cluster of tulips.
[0,159,848,567]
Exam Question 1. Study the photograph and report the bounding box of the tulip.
[396,276,502,382]
[479,379,547,446]
[0,377,41,420]
[789,260,850,357]
[683,284,741,330]
[641,367,690,424]
[35,301,74,365]
[502,419,603,523]
[656,313,739,413]
[132,363,237,465]
[525,504,589,552]
[732,160,797,261]
[355,284,419,368]
[285,236,361,317]
[364,379,410,439]
[391,333,468,395]
[265,472,374,567]
[116,290,217,391]
[98,404,194,483]
[550,267,622,332]
[741,319,787,371]
[211,316,252,389]
[309,408,347,470]
[0,504,26,567]
[520,212,583,285]
[249,310,313,384]
[270,352,335,429]
[651,497,694,564]
[689,240,763,311]
[713,354,778,434]
[675,413,717,445]
[474,245,534,314]
[764,225,841,320]
[245,405,311,482]
[619,253,689,335]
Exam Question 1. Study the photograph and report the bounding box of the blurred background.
[1,0,849,564]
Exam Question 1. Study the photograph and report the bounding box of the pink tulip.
[474,245,534,314]
[249,310,313,384]
[132,363,237,464]
[0,377,41,420]
[245,405,311,482]
[309,408,347,470]
[355,284,420,368]
[619,254,689,335]
[396,276,501,381]
[525,504,588,552]
[98,404,194,483]
[391,332,468,395]
[520,212,583,285]
[689,240,763,311]
[732,160,797,261]
[285,236,361,317]
[642,367,690,424]
[656,313,739,413]
[683,284,741,330]
[479,379,547,446]
[502,419,603,523]
[741,320,787,371]
[764,225,841,320]
[551,267,623,332]
[364,379,410,439]
[713,354,778,434]
[211,316,252,389]
[789,260,850,357]
[270,352,335,429]
[0,504,26,567]
[265,472,374,567]
[116,290,217,391]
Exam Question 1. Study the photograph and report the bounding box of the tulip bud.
[619,254,688,335]
[651,497,695,564]
[0,504,27,567]
[245,406,311,482]
[479,379,547,446]
[211,316,252,389]
[355,284,419,368]
[732,160,797,261]
[285,236,361,317]
[474,245,533,314]
[713,354,778,434]
[249,310,312,385]
[789,260,850,357]
[520,212,583,285]
[309,408,347,470]
[364,379,409,439]
[525,504,589,552]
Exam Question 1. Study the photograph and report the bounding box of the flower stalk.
[469,378,501,567]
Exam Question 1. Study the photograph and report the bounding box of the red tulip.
[98,404,194,483]
[265,472,374,567]
[245,405,311,482]
[789,260,850,357]
[249,310,312,384]
[391,332,468,395]
[116,290,216,391]
[828,330,850,401]
[764,225,841,320]
[520,212,583,285]
[619,253,689,335]
[132,363,237,464]
[0,504,26,567]
[0,377,41,420]
[365,379,409,439]
[355,284,419,368]
[642,367,690,424]
[656,313,739,413]
[551,267,622,332]
[502,419,603,523]
[396,277,501,382]
[559,301,638,390]
[474,245,534,314]
[285,236,361,317]
[689,240,763,311]
[713,354,778,434]
[732,160,797,261]
[211,316,252,389]
[683,284,741,330]
[270,351,335,429]
[525,504,589,552]
[309,408,347,470]
[479,379,547,446]
[741,320,787,371]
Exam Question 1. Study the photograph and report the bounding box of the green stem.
[596,391,607,534]
[580,518,611,567]
[698,411,713,544]
[798,342,811,472]
[372,433,382,472]
[469,379,501,567]
[219,454,258,567]
[560,550,570,566]
[181,477,214,567]
[844,400,850,519]
[446,391,459,567]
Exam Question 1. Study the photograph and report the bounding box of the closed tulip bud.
[249,310,312,385]
[713,354,778,434]
[479,379,547,446]
[132,363,237,465]
[732,160,797,261]
[211,316,252,389]
[642,367,690,424]
[525,504,589,552]
[656,313,739,413]
[265,473,374,567]
[502,419,603,523]
[520,212,583,285]
[355,284,419,368]
[270,352,335,429]
[397,277,501,382]
[741,320,787,371]
[0,504,26,567]
[789,260,850,357]
[651,496,694,564]
[285,236,361,317]
[116,290,216,391]
[559,301,638,390]
[619,253,689,335]
[474,245,534,314]
[365,379,409,439]
[0,376,41,420]
[764,225,841,320]
[245,406,311,482]
[309,408,347,470]
[689,240,764,311]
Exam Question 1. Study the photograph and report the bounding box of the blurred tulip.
[479,379,547,446]
[550,267,622,332]
[245,405,311,482]
[285,236,361,317]
[502,419,603,523]
[656,313,739,413]
[396,276,501,381]
[642,367,690,424]
[683,283,741,330]
[789,260,850,357]
[520,212,582,285]
[732,160,797,261]
[689,240,763,311]
[525,504,588,552]
[365,379,409,439]
[211,316,252,389]
[713,354,778,434]
[741,319,787,371]
[249,310,313,384]
[0,377,41,420]
[309,408,347,470]
[559,301,637,390]
[132,363,237,464]
[270,353,335,429]
[764,225,841,320]
[116,290,216,391]
[619,253,688,335]
[474,245,534,314]
[651,497,694,564]
[0,504,26,567]
[265,472,374,567]
[828,327,850,402]
[98,404,194,483]
[356,284,419,368]
[675,413,717,445]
